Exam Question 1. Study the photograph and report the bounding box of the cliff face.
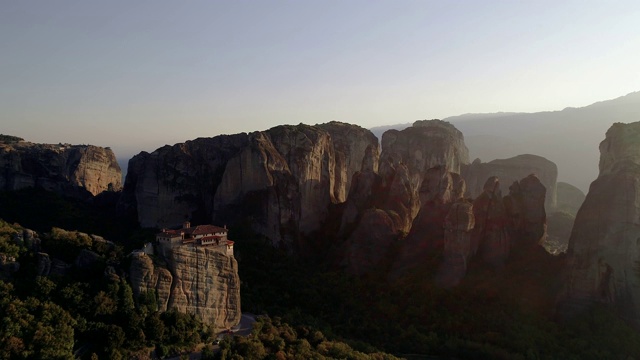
[471,177,511,268]
[379,120,469,194]
[391,166,469,284]
[119,123,378,247]
[0,140,121,196]
[561,122,640,327]
[317,121,380,202]
[129,245,241,331]
[462,154,557,210]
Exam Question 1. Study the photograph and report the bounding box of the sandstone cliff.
[0,139,122,196]
[379,120,470,195]
[120,123,378,247]
[471,177,511,268]
[390,166,470,283]
[561,121,640,327]
[129,244,241,331]
[317,121,380,202]
[461,154,557,210]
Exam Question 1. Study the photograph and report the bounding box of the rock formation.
[379,120,469,189]
[338,170,382,237]
[461,154,557,210]
[438,200,474,287]
[391,166,470,281]
[129,244,241,331]
[341,208,402,276]
[503,174,548,252]
[470,177,511,268]
[317,121,380,202]
[120,123,378,247]
[561,121,640,327]
[0,138,122,196]
[266,125,337,234]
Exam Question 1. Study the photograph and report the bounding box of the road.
[231,313,256,337]
[166,313,256,360]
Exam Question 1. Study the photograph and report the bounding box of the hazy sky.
[2,1,639,160]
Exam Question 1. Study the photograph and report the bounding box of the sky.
[2,0,640,161]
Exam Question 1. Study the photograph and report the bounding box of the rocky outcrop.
[129,244,241,330]
[379,120,470,199]
[560,122,640,327]
[266,125,337,235]
[391,166,469,280]
[317,121,380,201]
[120,123,378,247]
[437,200,474,287]
[470,177,511,268]
[0,139,121,196]
[461,154,557,210]
[338,170,382,237]
[503,174,548,252]
[341,208,402,276]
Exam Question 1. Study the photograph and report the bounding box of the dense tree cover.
[0,219,25,259]
[0,281,75,359]
[0,134,23,143]
[0,219,214,359]
[216,316,399,360]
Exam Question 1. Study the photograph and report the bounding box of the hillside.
[371,91,640,191]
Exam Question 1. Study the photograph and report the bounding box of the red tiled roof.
[191,225,227,235]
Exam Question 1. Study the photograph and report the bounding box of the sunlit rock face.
[317,121,380,202]
[462,154,557,211]
[561,122,640,327]
[379,120,470,204]
[129,245,241,331]
[119,123,378,248]
[0,140,121,196]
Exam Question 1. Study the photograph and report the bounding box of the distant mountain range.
[371,91,640,191]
